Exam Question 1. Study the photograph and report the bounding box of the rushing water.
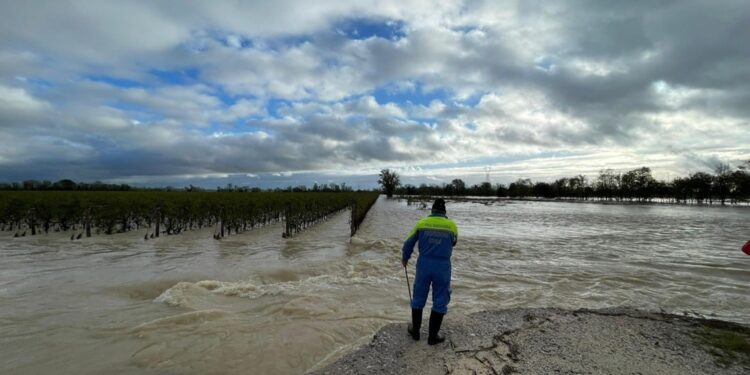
[1,197,748,374]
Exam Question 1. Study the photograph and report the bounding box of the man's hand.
[402,259,408,267]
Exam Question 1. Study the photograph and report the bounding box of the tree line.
[0,179,132,191]
[216,182,357,193]
[384,161,750,205]
[0,179,364,193]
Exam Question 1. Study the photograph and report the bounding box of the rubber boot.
[407,308,422,341]
[427,310,445,345]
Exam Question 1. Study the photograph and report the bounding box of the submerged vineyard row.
[0,191,380,239]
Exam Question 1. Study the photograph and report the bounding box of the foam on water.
[154,260,401,311]
[138,248,408,373]
[132,309,231,334]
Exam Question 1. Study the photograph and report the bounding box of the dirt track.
[309,307,750,375]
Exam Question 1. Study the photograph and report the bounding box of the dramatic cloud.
[0,0,748,187]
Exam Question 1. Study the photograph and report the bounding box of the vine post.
[350,202,357,236]
[283,203,292,238]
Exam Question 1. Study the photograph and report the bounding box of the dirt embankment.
[309,308,750,375]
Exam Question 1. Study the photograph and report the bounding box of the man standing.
[402,198,458,345]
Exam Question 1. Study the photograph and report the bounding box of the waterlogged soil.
[311,308,750,375]
[1,198,748,374]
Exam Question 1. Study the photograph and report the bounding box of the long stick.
[404,265,412,305]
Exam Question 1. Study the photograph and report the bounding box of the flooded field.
[1,197,748,374]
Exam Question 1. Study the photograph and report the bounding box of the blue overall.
[402,213,458,314]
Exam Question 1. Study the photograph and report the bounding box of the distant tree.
[570,174,587,199]
[479,182,493,196]
[689,172,714,204]
[451,179,466,195]
[22,180,40,190]
[378,169,401,198]
[54,179,77,190]
[622,167,656,201]
[550,178,566,198]
[595,169,619,200]
[402,184,417,195]
[730,162,750,203]
[495,183,508,197]
[672,177,691,203]
[185,184,204,192]
[713,163,732,205]
[532,181,554,198]
[417,183,431,196]
[508,178,533,198]
[651,180,670,202]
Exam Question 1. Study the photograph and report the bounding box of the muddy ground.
[310,307,750,375]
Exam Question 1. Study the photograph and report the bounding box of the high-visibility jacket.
[402,212,458,314]
[402,212,458,262]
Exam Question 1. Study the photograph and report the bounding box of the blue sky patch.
[211,86,245,106]
[336,18,406,40]
[373,82,452,106]
[85,75,144,89]
[16,76,54,90]
[222,34,253,49]
[150,68,199,85]
[266,98,293,118]
[457,91,486,107]
[105,101,164,123]
[534,55,556,72]
[211,29,312,52]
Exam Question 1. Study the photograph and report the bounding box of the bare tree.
[451,179,466,195]
[378,169,401,198]
[596,169,618,200]
[714,162,732,205]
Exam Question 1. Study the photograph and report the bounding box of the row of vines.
[0,191,380,239]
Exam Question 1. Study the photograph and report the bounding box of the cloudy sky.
[1,1,748,188]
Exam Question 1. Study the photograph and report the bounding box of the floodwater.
[1,197,749,374]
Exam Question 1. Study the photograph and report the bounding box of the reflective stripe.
[416,217,457,236]
[405,216,458,240]
[417,226,454,232]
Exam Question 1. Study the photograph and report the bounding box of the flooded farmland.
[1,197,748,374]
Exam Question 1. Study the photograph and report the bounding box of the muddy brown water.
[1,197,748,374]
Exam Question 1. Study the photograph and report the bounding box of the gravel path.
[309,308,750,375]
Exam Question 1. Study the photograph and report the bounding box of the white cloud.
[0,84,50,114]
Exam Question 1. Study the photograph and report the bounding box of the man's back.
[402,199,456,345]
[406,213,458,260]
